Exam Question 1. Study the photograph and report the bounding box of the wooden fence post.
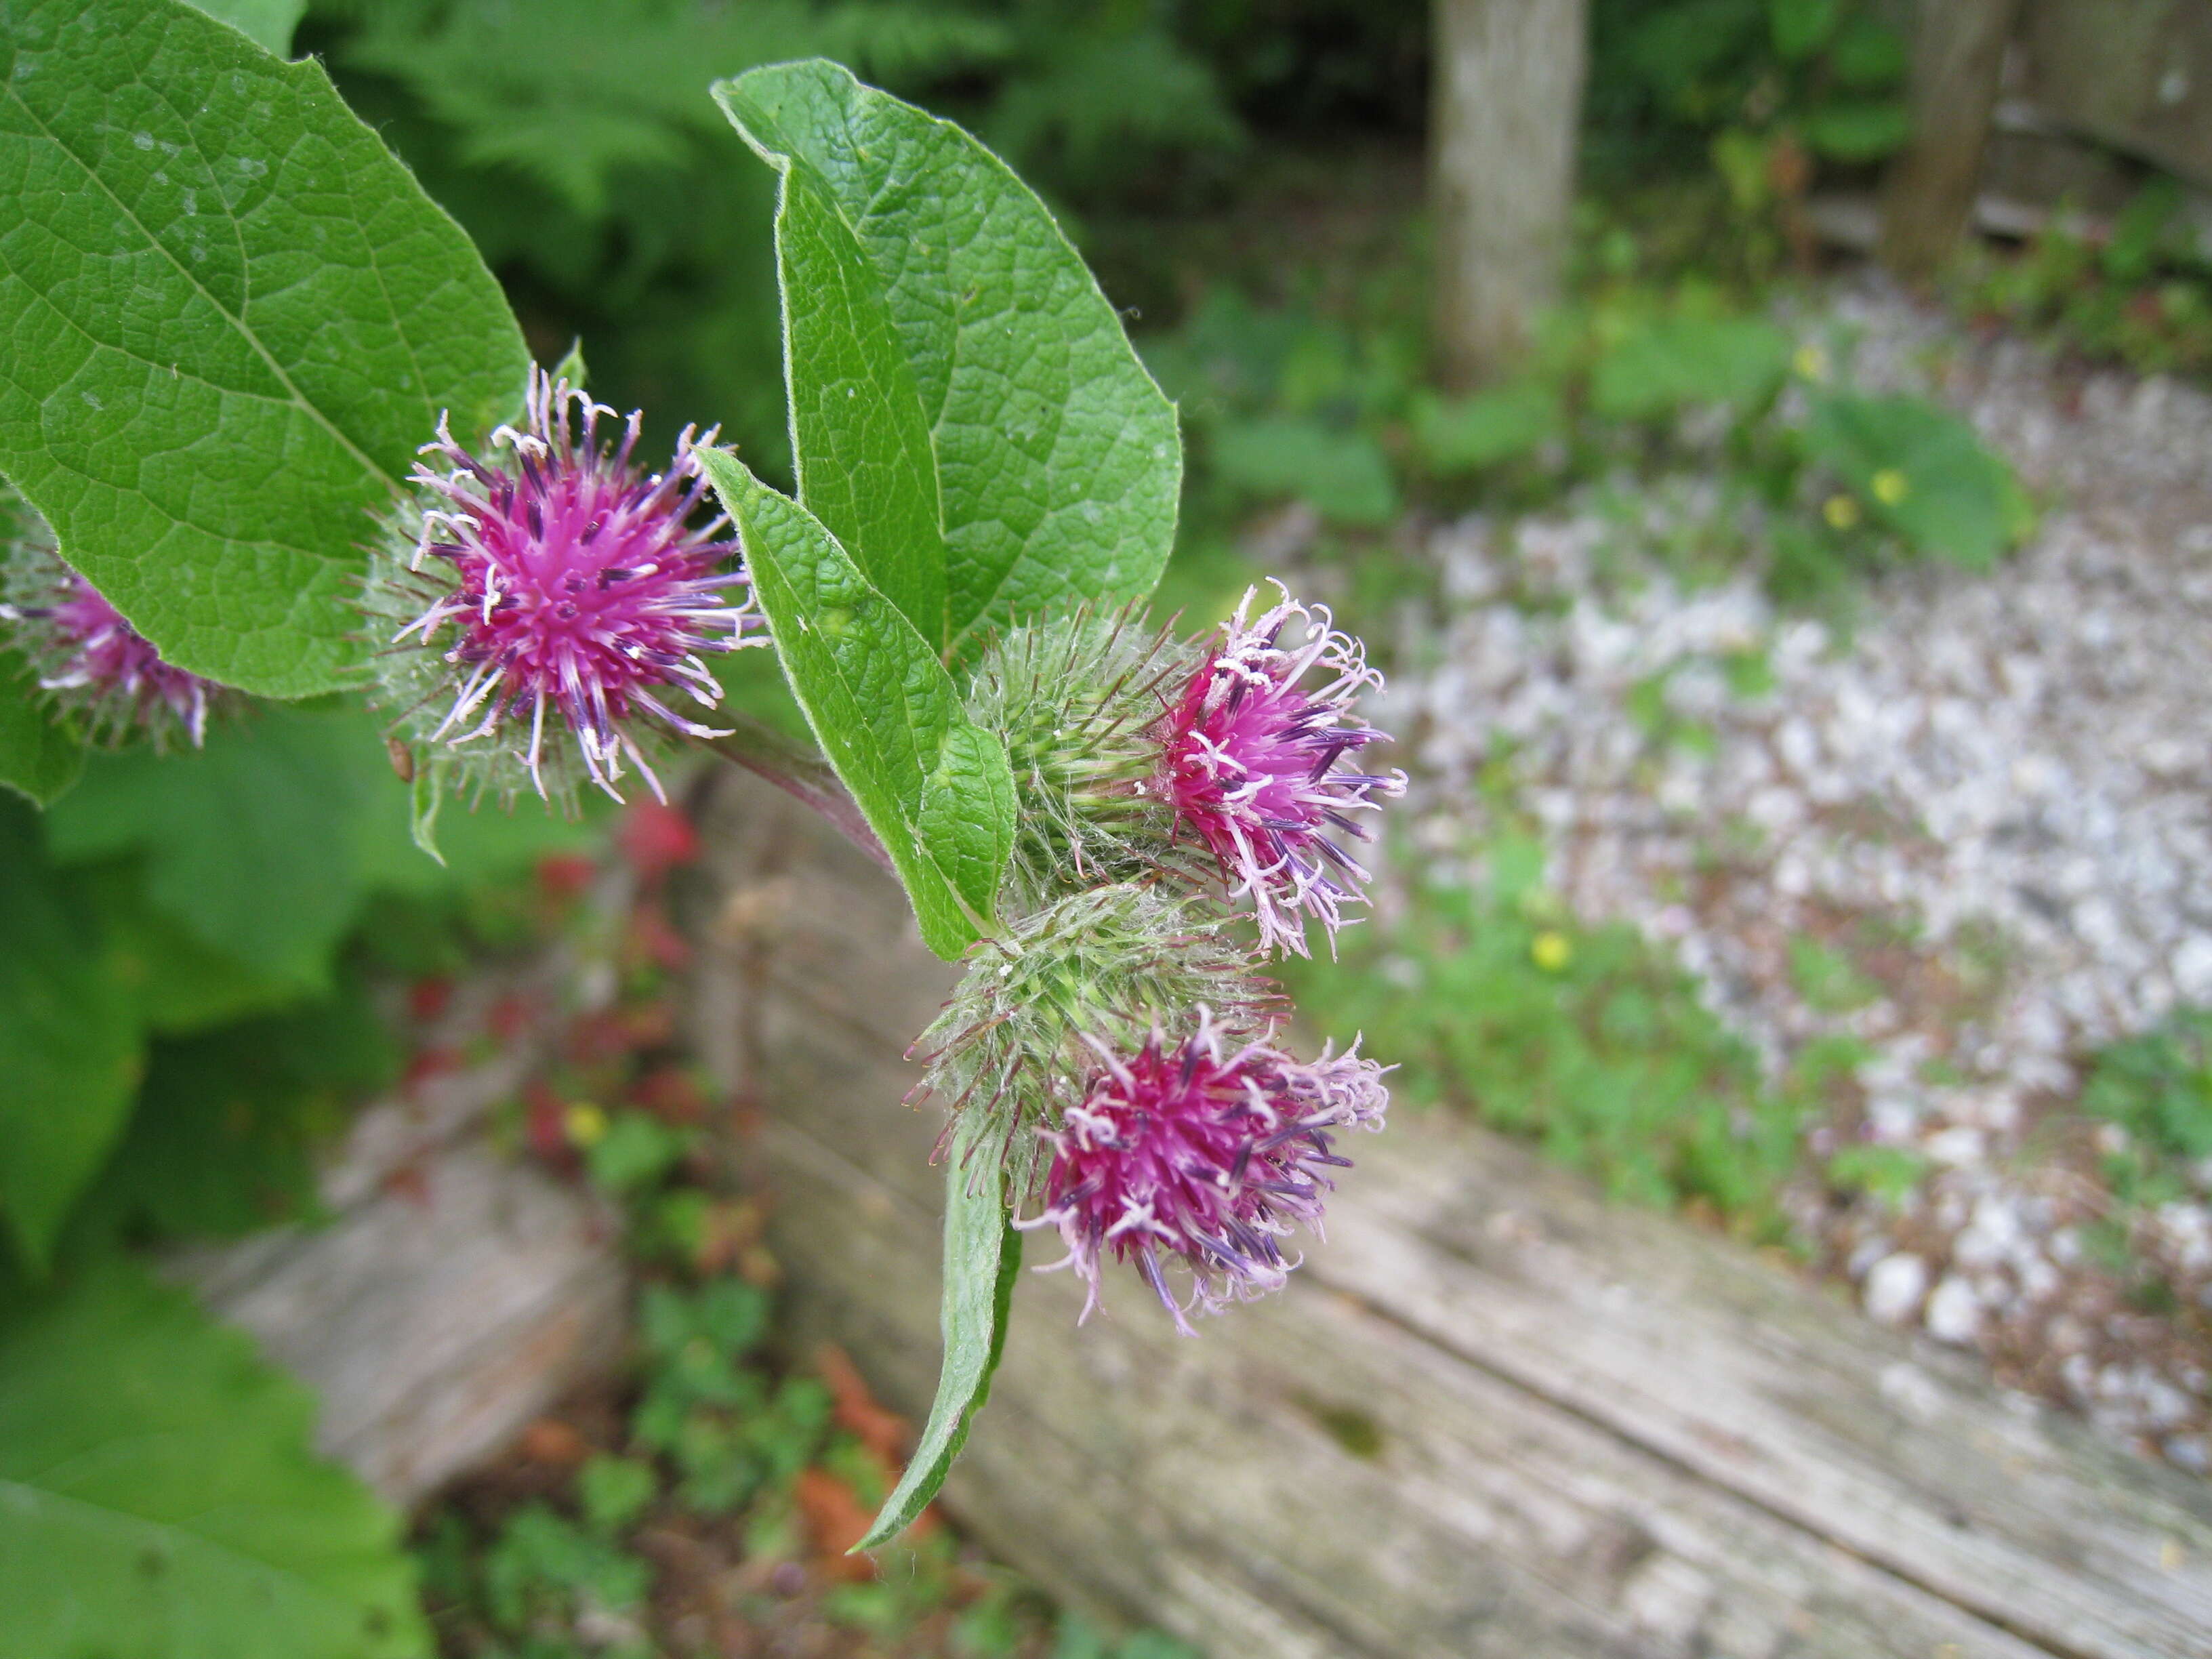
[1431,0,1590,388]
[1881,0,2024,276]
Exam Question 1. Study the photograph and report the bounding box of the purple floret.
[1023,1008,1389,1334]
[1159,584,1406,956]
[386,365,760,802]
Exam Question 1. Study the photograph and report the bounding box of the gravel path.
[1388,275,2212,1467]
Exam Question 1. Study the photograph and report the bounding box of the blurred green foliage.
[1285,838,1815,1239]
[1145,268,2032,611]
[1950,179,2212,382]
[0,710,594,1281]
[302,0,1301,474]
[1588,0,1908,176]
[1824,1141,1927,1209]
[1584,0,1908,283]
[2083,1008,2212,1211]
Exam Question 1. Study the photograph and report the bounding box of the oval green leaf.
[0,0,528,695]
[0,1255,430,1658]
[698,448,1012,960]
[0,797,140,1270]
[857,1108,1021,1550]
[715,60,1181,663]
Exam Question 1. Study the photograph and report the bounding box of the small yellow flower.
[1871,467,1909,506]
[1792,342,1830,382]
[564,1101,609,1147]
[1531,930,1573,973]
[1822,493,1861,531]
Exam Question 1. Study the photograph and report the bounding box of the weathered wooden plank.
[1313,1127,2212,1659]
[757,1069,2057,1659]
[171,994,627,1507]
[686,765,2212,1659]
[2019,0,2212,194]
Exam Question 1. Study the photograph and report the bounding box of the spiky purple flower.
[365,365,760,804]
[1159,584,1406,956]
[1023,1008,1389,1334]
[1,539,223,748]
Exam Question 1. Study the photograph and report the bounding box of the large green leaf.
[1409,381,1565,474]
[698,449,1012,960]
[79,860,308,1036]
[0,0,528,695]
[46,705,383,993]
[68,983,395,1249]
[1590,315,1792,422]
[749,128,947,644]
[1803,392,2033,571]
[0,1255,428,1658]
[43,699,595,995]
[0,797,140,1271]
[716,60,1181,661]
[857,1108,1021,1549]
[0,646,83,807]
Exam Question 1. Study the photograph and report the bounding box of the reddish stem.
[703,714,893,874]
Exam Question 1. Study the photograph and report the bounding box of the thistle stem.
[701,713,893,874]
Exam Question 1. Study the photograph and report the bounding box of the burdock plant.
[0,8,1403,1579]
[1159,583,1408,956]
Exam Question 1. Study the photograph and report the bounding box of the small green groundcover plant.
[1286,836,1857,1243]
[1152,278,2034,607]
[0,1,1410,1650]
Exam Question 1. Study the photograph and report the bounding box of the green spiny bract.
[963,607,1208,909]
[909,883,1277,1198]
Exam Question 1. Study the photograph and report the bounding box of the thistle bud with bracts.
[970,583,1406,954]
[962,605,1210,907]
[912,883,1390,1332]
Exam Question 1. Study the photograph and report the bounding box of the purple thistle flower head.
[1023,1008,1389,1335]
[1160,583,1407,957]
[1,531,225,750]
[363,365,762,805]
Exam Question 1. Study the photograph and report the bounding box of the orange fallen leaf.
[816,1344,909,1468]
[518,1417,589,1467]
[793,1467,876,1578]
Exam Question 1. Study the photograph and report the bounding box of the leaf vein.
[1,68,399,493]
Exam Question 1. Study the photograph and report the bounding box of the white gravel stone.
[2165,1436,2210,1475]
[1864,1253,1929,1326]
[2175,935,2212,1003]
[1925,1275,1984,1345]
[1923,1127,1986,1168]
